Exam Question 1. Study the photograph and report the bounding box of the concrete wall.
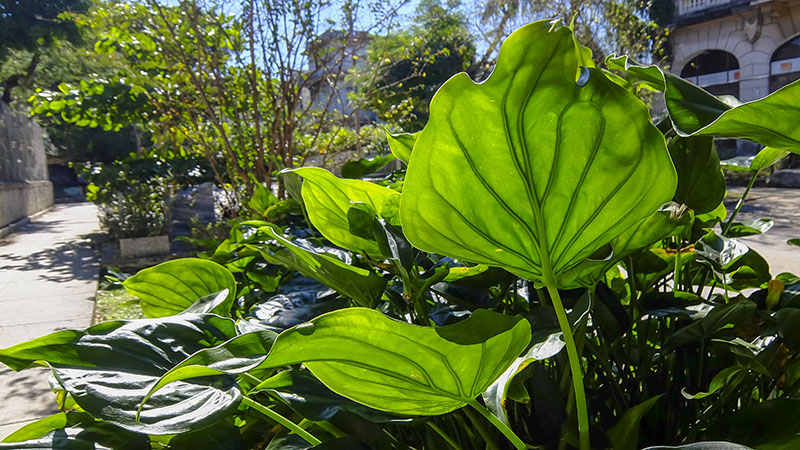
[0,104,53,228]
[671,0,800,101]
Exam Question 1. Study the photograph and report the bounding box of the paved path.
[0,203,99,440]
[727,187,799,276]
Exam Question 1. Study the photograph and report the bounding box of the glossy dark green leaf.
[400,21,676,287]
[482,332,565,425]
[669,136,725,214]
[167,424,245,450]
[607,395,662,450]
[0,315,240,435]
[341,155,396,179]
[776,308,800,351]
[695,231,749,269]
[0,412,149,449]
[262,308,531,415]
[140,330,279,411]
[643,443,752,450]
[123,258,236,318]
[385,130,419,164]
[726,218,774,237]
[789,238,800,248]
[238,290,348,334]
[663,300,756,352]
[250,227,386,307]
[288,167,400,256]
[705,398,800,449]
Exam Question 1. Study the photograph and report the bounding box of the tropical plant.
[2,19,800,450]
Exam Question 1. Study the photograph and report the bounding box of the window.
[681,50,740,97]
[770,35,800,92]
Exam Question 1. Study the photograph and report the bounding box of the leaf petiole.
[241,396,322,446]
[466,399,527,450]
[546,283,590,450]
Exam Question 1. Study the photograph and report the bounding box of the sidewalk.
[727,187,799,276]
[0,202,99,439]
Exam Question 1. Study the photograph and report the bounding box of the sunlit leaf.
[400,20,676,287]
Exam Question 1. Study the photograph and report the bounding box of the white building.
[671,0,800,100]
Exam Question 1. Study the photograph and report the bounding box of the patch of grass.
[94,288,145,323]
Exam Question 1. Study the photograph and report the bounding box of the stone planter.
[119,235,170,259]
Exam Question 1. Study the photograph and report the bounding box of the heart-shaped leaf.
[0,315,240,435]
[287,167,400,256]
[144,308,530,418]
[261,308,531,415]
[123,258,236,318]
[400,20,676,287]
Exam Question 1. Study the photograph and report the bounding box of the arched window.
[770,35,800,92]
[681,50,740,97]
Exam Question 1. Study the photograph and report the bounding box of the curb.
[0,207,53,239]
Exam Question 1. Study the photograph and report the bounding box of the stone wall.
[671,0,800,102]
[0,104,53,228]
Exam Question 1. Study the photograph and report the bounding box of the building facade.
[671,0,800,102]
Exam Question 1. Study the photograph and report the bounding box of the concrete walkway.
[0,203,99,440]
[727,187,799,276]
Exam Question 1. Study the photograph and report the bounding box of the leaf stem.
[466,399,527,450]
[427,421,465,450]
[722,169,758,235]
[462,403,500,450]
[241,396,322,446]
[546,283,590,450]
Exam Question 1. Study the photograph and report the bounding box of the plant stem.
[466,399,526,450]
[241,396,321,446]
[722,170,759,235]
[427,421,465,450]
[546,283,590,450]
[462,404,500,450]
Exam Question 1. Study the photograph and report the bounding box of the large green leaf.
[606,55,800,154]
[145,308,531,417]
[0,315,240,435]
[123,258,236,318]
[288,167,400,256]
[684,81,800,153]
[400,20,676,287]
[262,308,531,415]
[250,227,386,307]
[668,136,725,214]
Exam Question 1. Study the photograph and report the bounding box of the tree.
[0,0,91,104]
[364,0,476,129]
[30,0,409,211]
[472,0,668,71]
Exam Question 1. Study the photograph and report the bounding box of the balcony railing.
[676,0,732,16]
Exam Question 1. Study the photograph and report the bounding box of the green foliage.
[365,0,476,128]
[3,18,800,450]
